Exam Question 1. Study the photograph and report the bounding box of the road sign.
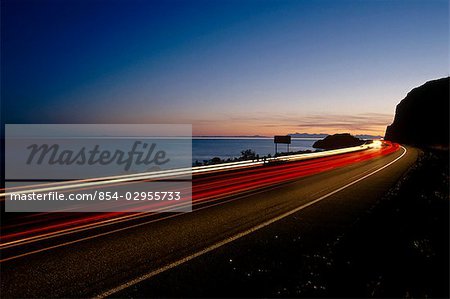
[274,135,291,144]
[274,135,291,154]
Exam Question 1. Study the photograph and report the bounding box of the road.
[0,143,418,298]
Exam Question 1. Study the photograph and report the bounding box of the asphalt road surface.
[0,145,418,298]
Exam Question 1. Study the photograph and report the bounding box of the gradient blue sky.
[2,0,448,136]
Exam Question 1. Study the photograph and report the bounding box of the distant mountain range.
[288,133,328,138]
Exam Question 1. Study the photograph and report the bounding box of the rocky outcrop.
[313,133,365,150]
[385,77,449,148]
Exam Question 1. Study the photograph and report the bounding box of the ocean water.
[192,138,319,163]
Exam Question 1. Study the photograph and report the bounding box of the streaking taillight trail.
[0,142,399,246]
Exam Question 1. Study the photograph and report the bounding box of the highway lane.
[113,145,420,298]
[0,144,417,297]
[0,143,390,247]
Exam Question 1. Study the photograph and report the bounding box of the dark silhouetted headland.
[313,133,365,150]
[288,133,382,139]
[385,77,449,148]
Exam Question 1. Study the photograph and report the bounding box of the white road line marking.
[95,146,407,298]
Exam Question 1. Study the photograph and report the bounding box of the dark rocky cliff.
[385,77,449,147]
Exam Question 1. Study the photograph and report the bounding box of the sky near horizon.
[2,0,449,136]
